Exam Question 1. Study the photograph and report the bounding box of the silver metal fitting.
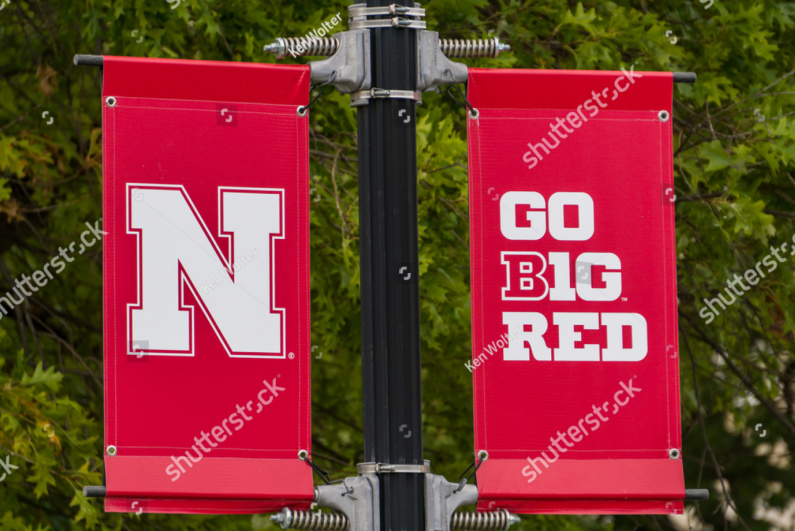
[348,3,426,18]
[315,474,380,530]
[451,509,521,530]
[439,37,511,58]
[262,9,509,107]
[264,36,510,60]
[348,2,427,30]
[416,30,468,92]
[358,460,430,474]
[271,507,349,530]
[308,30,371,94]
[351,88,422,107]
[425,474,521,531]
[264,36,340,59]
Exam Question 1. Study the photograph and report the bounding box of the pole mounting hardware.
[262,4,511,106]
[348,4,426,17]
[351,88,423,106]
[357,461,431,475]
[349,17,427,30]
[348,3,426,30]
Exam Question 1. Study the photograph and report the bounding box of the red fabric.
[467,68,684,514]
[101,57,313,514]
[103,56,309,105]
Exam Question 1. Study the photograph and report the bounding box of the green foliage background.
[1,0,793,529]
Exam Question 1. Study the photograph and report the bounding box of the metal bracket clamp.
[348,2,426,30]
[416,30,468,92]
[425,474,478,531]
[315,474,380,531]
[309,30,371,94]
[358,461,431,474]
[351,88,423,107]
[349,18,427,30]
[348,3,426,18]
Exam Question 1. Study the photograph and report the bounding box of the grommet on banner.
[299,71,338,116]
[669,448,681,460]
[439,71,478,120]
[105,96,116,107]
[658,110,670,122]
[299,449,333,484]
[453,450,487,493]
[106,445,117,456]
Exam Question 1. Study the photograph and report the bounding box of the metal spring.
[277,509,349,530]
[451,509,516,530]
[439,37,507,58]
[281,37,340,58]
[266,36,509,59]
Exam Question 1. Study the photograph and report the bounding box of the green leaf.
[20,363,63,392]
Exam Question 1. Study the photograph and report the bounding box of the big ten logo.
[500,191,618,302]
[497,191,647,362]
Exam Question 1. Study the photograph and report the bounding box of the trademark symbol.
[621,297,628,302]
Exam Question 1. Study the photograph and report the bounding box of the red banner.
[101,57,313,514]
[467,68,684,514]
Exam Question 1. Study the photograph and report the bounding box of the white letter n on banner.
[127,184,284,358]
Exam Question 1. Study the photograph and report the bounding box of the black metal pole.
[358,1,425,529]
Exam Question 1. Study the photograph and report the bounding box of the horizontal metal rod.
[73,53,697,85]
[673,72,697,83]
[81,485,708,501]
[74,54,103,67]
[83,485,106,497]
[685,488,709,501]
